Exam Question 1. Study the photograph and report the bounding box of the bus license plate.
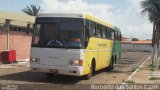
[49,69,58,73]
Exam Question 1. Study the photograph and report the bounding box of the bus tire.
[46,73,54,78]
[106,57,114,72]
[84,62,94,80]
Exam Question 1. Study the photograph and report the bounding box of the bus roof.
[37,13,119,30]
[84,14,114,29]
[114,26,121,32]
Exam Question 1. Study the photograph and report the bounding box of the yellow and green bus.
[30,13,121,79]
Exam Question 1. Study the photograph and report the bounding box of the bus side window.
[114,31,116,40]
[120,32,122,41]
[116,31,119,40]
[114,31,117,40]
[85,19,89,41]
[117,31,119,41]
[102,26,106,38]
[84,20,90,48]
[111,30,114,40]
[107,28,109,39]
[96,23,102,38]
[119,32,122,41]
[91,21,96,36]
[105,27,108,39]
[109,28,111,39]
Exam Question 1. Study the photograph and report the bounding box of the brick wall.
[0,30,32,61]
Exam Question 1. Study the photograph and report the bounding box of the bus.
[30,13,121,79]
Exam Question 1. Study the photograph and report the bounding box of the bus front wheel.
[46,73,55,78]
[84,63,94,80]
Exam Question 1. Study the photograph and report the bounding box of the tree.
[132,38,139,41]
[22,5,40,16]
[141,0,160,65]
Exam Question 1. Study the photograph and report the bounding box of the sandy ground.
[0,51,151,90]
[132,56,160,84]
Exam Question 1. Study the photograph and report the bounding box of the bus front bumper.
[30,63,84,76]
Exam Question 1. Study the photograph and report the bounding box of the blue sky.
[0,0,40,12]
[0,0,130,12]
[0,0,152,40]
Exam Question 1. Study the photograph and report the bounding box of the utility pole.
[4,19,11,50]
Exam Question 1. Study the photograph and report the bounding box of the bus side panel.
[100,39,113,69]
[83,37,113,75]
[83,51,98,75]
[113,41,121,64]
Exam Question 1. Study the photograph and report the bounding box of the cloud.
[41,0,87,13]
[40,0,112,14]
[126,23,152,39]
[40,0,153,40]
[126,0,153,39]
[128,0,143,8]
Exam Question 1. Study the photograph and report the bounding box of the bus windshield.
[32,18,84,49]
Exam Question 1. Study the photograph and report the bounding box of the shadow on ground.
[0,71,81,84]
[0,68,124,84]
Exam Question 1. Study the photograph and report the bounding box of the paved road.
[0,51,150,90]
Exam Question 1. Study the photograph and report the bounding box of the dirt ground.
[132,56,160,84]
[0,51,150,90]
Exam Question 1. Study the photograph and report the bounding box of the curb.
[0,61,30,69]
[118,56,151,89]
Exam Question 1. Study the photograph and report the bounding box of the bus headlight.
[30,57,40,63]
[74,60,79,65]
[70,60,79,65]
[69,59,83,66]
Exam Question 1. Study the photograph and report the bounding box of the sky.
[0,0,152,40]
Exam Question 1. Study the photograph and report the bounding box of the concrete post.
[4,19,10,50]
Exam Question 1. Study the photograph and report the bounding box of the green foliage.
[22,5,41,16]
[141,0,160,22]
[129,65,139,72]
[123,80,136,84]
[149,77,160,80]
[148,64,156,72]
[131,38,139,41]
[141,0,160,63]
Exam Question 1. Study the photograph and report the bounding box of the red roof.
[122,40,152,44]
[132,40,152,44]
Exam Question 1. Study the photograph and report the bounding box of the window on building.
[18,27,22,32]
[22,28,26,32]
[0,23,3,30]
[12,26,17,31]
[9,25,13,31]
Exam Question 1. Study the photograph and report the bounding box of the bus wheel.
[106,58,114,72]
[84,63,94,80]
[46,73,54,78]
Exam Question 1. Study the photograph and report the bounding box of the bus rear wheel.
[106,58,114,72]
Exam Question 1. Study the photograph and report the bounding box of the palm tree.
[141,0,160,65]
[22,5,41,16]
